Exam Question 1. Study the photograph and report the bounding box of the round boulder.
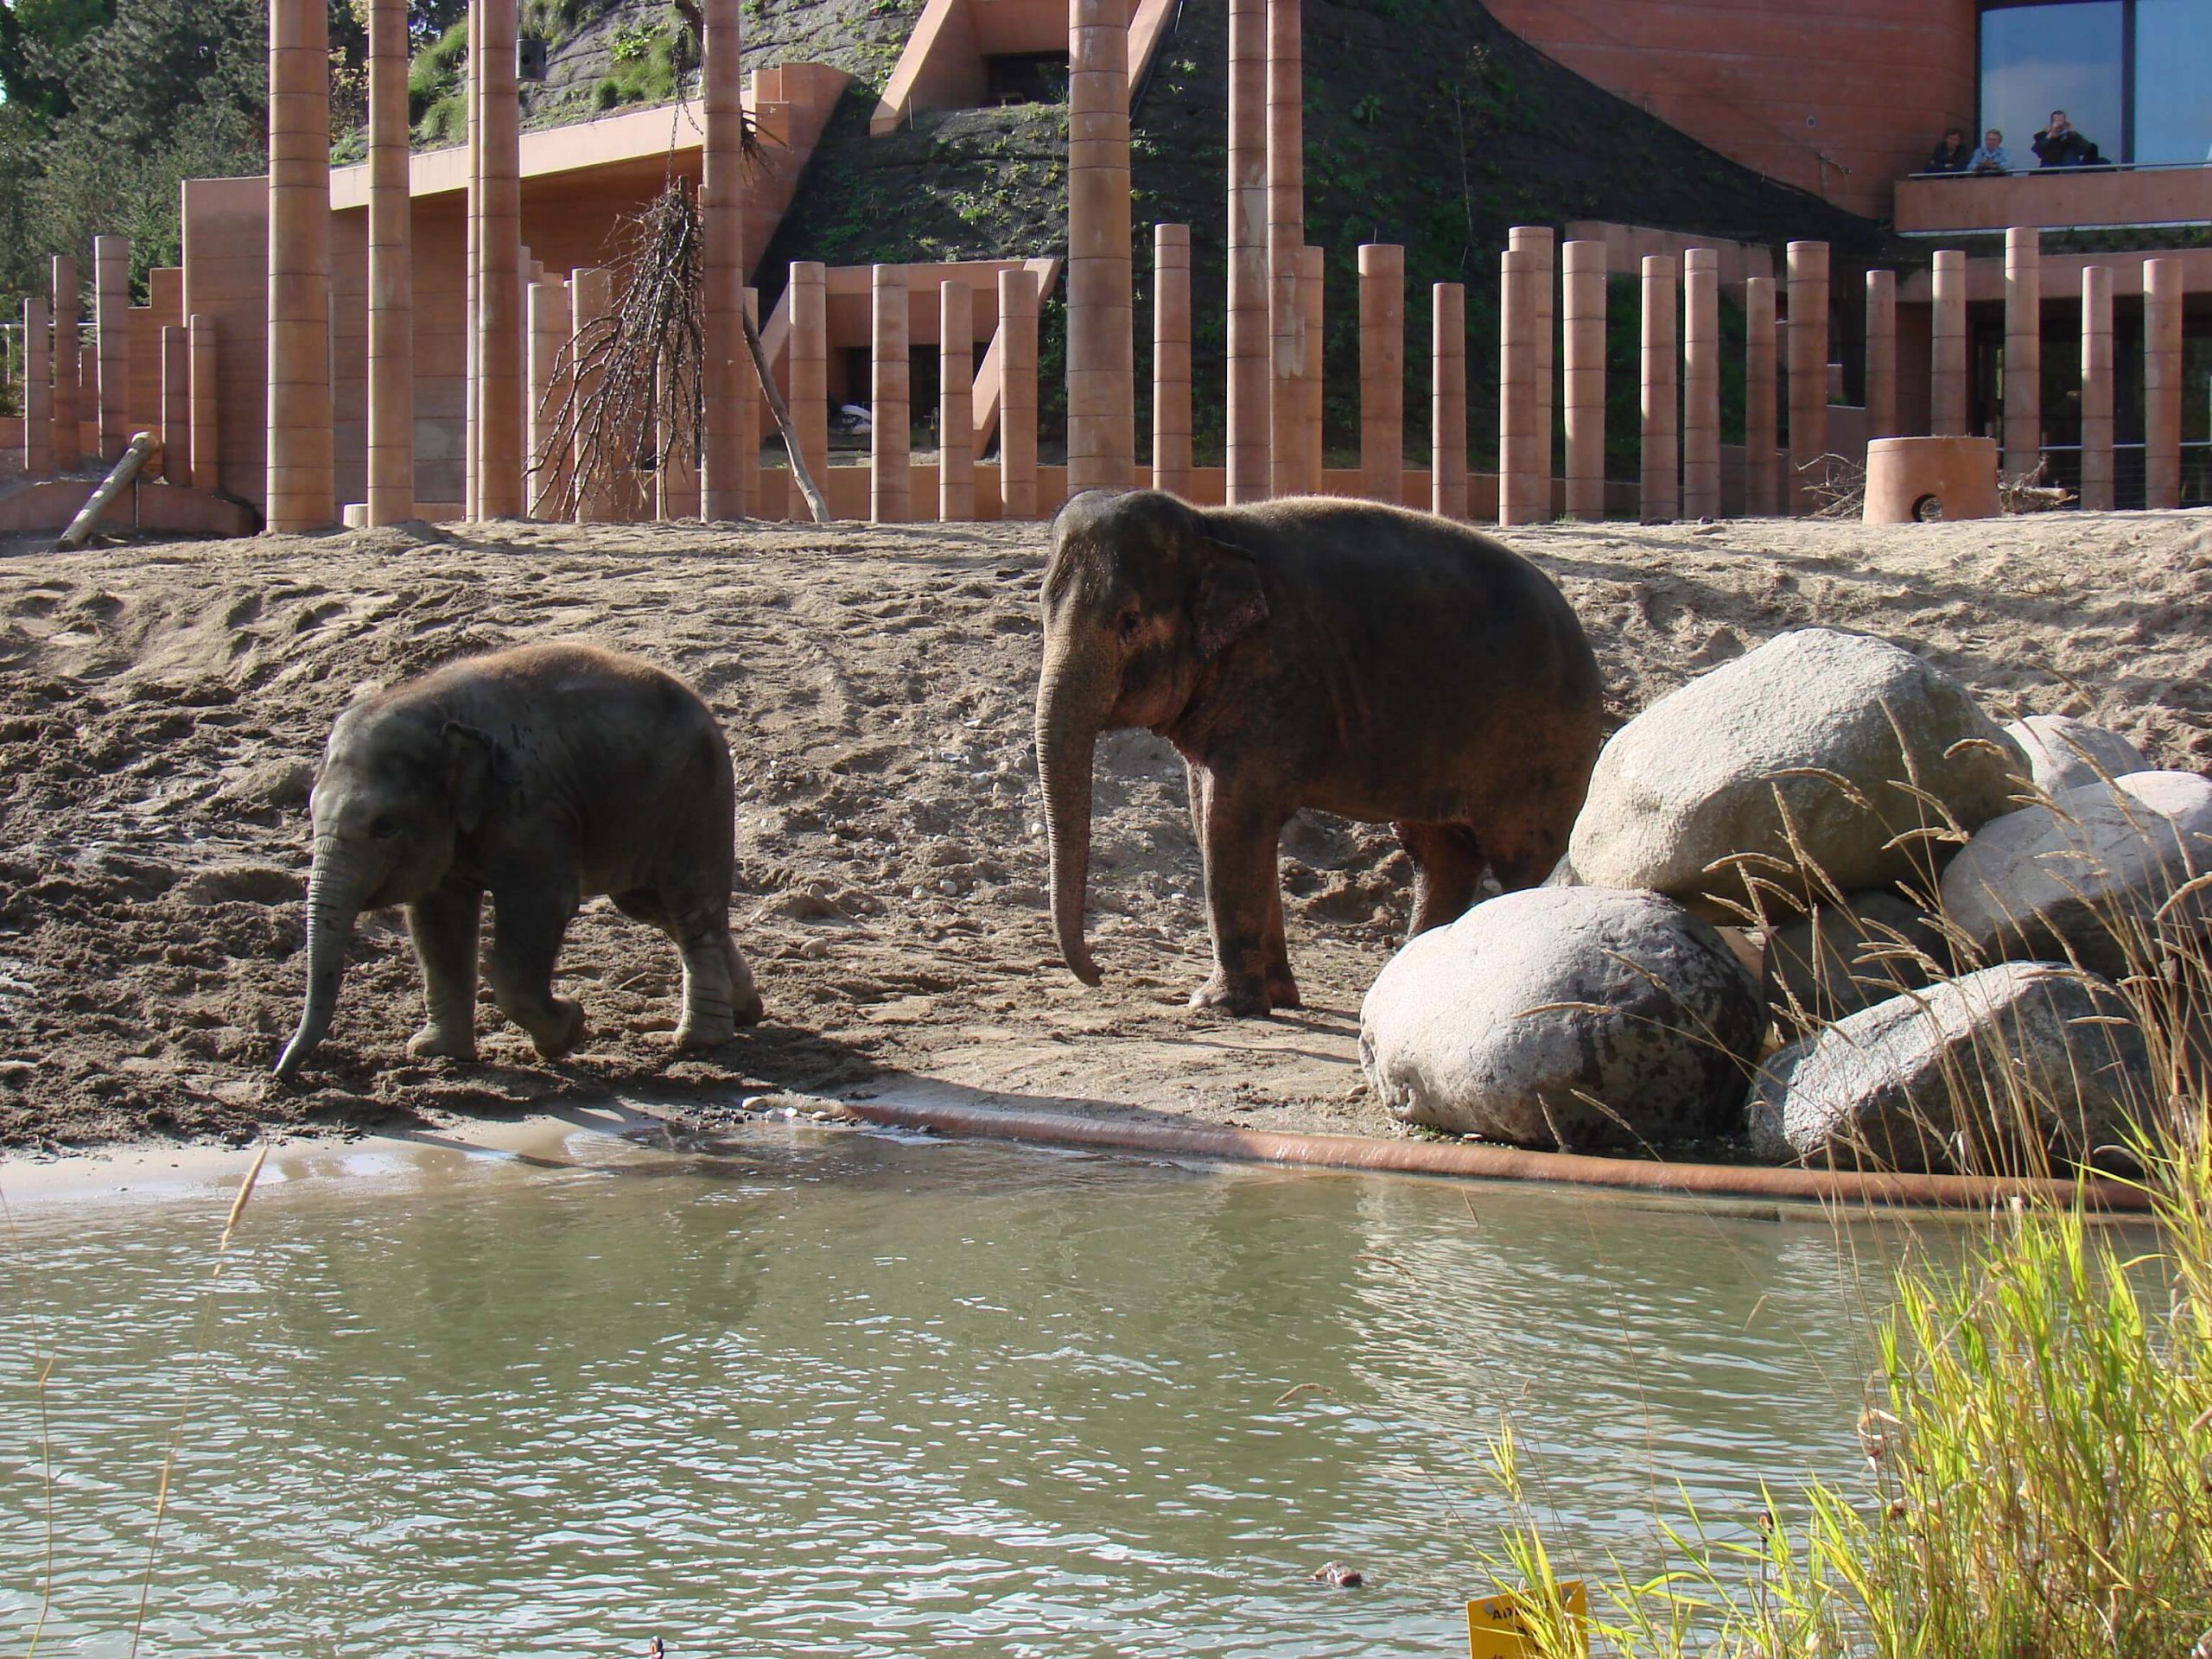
[1358,887,1764,1151]
[1747,963,2153,1175]
[1568,629,2024,922]
[2003,715,2150,797]
[1938,770,2212,979]
[1764,889,1945,1033]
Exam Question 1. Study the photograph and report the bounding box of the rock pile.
[1360,628,2202,1176]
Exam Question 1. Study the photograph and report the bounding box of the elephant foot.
[1266,974,1304,1011]
[524,998,588,1061]
[407,1024,478,1064]
[733,982,766,1027]
[1190,971,1274,1018]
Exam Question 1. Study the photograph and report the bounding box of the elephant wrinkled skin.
[273,643,762,1084]
[1036,489,1605,1016]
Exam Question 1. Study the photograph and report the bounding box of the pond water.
[1,1124,1954,1657]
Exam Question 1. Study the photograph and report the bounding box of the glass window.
[2133,0,2212,164]
[1980,2,2124,163]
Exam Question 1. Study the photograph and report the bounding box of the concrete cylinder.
[1225,0,1268,503]
[1561,239,1605,522]
[2079,264,2113,512]
[1509,226,1555,511]
[527,278,573,518]
[49,256,76,474]
[463,0,480,517]
[701,0,746,518]
[871,264,909,523]
[1265,0,1302,494]
[1681,247,1719,519]
[188,315,217,493]
[1066,0,1134,494]
[1431,282,1465,518]
[366,0,414,525]
[1865,269,1896,441]
[1152,224,1192,500]
[1498,245,1537,527]
[1785,240,1828,515]
[787,261,829,519]
[1930,248,1967,437]
[93,234,129,467]
[1745,275,1777,514]
[267,0,333,530]
[78,342,96,462]
[1357,243,1403,506]
[1639,252,1677,524]
[1300,245,1322,489]
[20,299,49,479]
[998,266,1039,518]
[2002,226,2041,477]
[741,284,762,517]
[2144,257,2183,512]
[658,359,698,519]
[941,278,975,520]
[159,323,187,483]
[471,0,523,518]
[569,266,615,522]
[1865,435,1999,524]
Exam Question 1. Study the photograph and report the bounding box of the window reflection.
[2134,0,2212,164]
[1980,2,2124,162]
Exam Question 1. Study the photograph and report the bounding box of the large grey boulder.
[1358,887,1764,1151]
[1568,629,2024,921]
[2003,715,2151,797]
[1764,889,1946,1032]
[1747,963,2153,1175]
[1938,771,2212,979]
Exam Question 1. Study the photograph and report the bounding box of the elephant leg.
[405,885,482,1061]
[1396,820,1487,940]
[486,880,586,1060]
[617,886,764,1049]
[1262,880,1301,1009]
[1192,772,1284,1017]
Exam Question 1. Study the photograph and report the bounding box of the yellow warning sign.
[1465,1580,1587,1659]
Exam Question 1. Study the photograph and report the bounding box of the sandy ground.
[1,505,2207,1159]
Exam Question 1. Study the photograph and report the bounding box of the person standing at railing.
[2033,111,2101,168]
[1924,127,1973,174]
[1969,129,2012,175]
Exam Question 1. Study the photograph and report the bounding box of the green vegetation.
[409,18,472,147]
[592,12,684,111]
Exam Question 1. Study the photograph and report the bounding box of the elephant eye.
[1116,607,1142,644]
[369,816,403,841]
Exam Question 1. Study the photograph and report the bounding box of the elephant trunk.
[274,836,366,1084]
[1037,649,1114,987]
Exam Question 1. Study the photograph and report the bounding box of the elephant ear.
[441,721,497,833]
[1192,537,1268,663]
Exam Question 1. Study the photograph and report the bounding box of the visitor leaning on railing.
[1968,129,2010,175]
[1924,127,1972,175]
[2032,110,2102,168]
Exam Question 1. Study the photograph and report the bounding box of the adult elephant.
[1036,489,1604,1016]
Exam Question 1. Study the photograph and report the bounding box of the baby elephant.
[273,643,762,1084]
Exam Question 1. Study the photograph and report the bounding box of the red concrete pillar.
[527,278,572,518]
[159,323,187,483]
[1786,240,1827,515]
[49,256,76,473]
[367,0,413,525]
[1225,0,1268,503]
[1300,245,1322,488]
[2002,226,2041,477]
[77,343,97,462]
[1066,0,1134,494]
[871,263,910,522]
[20,299,49,479]
[658,361,698,519]
[570,266,615,523]
[1358,243,1403,505]
[464,2,480,518]
[1681,247,1719,519]
[1745,275,1777,514]
[940,278,975,519]
[188,315,217,493]
[1498,245,1537,527]
[471,0,524,518]
[1265,0,1302,494]
[1639,252,1678,524]
[1562,238,1605,522]
[2145,256,2183,511]
[1931,248,1967,437]
[1431,282,1465,518]
[1510,226,1554,507]
[266,0,333,530]
[787,261,829,519]
[93,234,129,465]
[2079,264,2113,512]
[702,0,746,518]
[1152,224,1192,499]
[1865,269,1897,441]
[998,266,1039,518]
[741,284,762,516]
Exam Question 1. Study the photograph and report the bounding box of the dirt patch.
[0,508,2207,1156]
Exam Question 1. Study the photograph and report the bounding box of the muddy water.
[1,1128,1938,1656]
